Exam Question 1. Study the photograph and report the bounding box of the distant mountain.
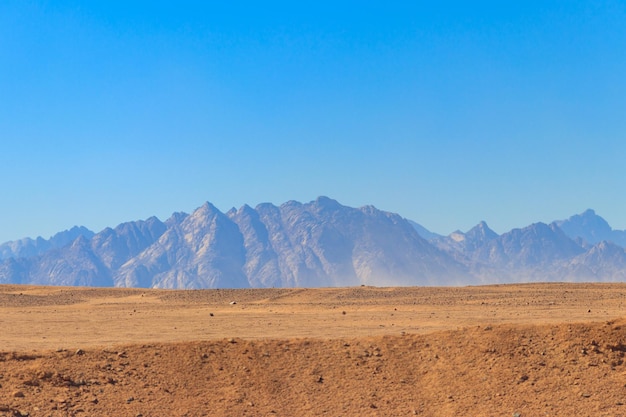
[433,221,498,256]
[0,226,94,261]
[0,198,466,288]
[91,216,167,270]
[468,223,586,282]
[554,209,626,247]
[2,202,626,288]
[472,222,584,269]
[115,202,250,289]
[563,241,626,281]
[407,220,442,241]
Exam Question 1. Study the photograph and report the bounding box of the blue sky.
[2,1,626,242]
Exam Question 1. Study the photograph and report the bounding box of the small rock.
[209,313,214,317]
[229,301,237,305]
[513,413,522,417]
[13,390,25,398]
[228,338,237,343]
[75,349,85,356]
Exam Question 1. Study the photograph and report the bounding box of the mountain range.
[1,198,625,288]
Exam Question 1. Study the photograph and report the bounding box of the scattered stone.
[229,301,237,305]
[75,348,85,356]
[513,413,522,417]
[228,338,237,344]
[209,313,214,316]
[12,390,25,398]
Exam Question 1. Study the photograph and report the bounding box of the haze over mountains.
[1,198,625,288]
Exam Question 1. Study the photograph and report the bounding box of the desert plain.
[2,283,626,416]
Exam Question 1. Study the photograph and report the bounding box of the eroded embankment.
[2,318,626,417]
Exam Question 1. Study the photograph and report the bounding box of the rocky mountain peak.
[466,221,498,241]
[165,212,188,227]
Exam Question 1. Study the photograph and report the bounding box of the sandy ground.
[1,283,626,416]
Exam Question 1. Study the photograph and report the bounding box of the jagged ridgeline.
[0,198,465,288]
[1,199,626,288]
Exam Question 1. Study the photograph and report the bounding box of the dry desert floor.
[2,283,626,416]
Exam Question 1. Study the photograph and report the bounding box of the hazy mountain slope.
[554,209,626,247]
[27,235,112,287]
[115,203,249,289]
[433,221,498,256]
[91,216,167,269]
[468,223,586,282]
[0,226,94,261]
[407,220,442,240]
[226,204,284,288]
[562,241,626,281]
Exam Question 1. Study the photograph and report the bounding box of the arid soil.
[2,283,626,416]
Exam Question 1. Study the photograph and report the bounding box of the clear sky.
[2,1,626,242]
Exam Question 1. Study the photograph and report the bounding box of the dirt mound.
[2,319,626,416]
